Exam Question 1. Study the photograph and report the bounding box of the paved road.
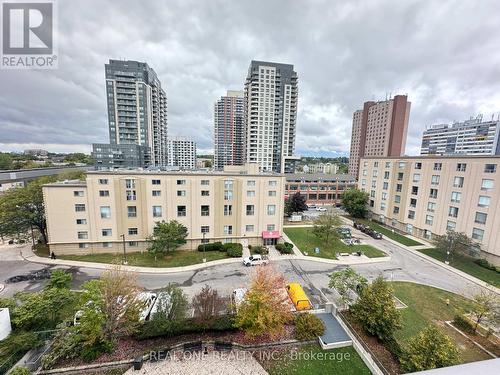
[0,230,487,303]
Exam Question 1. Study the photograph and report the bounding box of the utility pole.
[120,234,127,265]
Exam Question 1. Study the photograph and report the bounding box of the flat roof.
[286,173,356,181]
[409,358,500,374]
[86,170,283,178]
[360,155,500,160]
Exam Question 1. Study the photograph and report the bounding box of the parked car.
[353,221,361,229]
[243,254,269,267]
[336,227,352,239]
[370,231,383,239]
[316,206,327,212]
[307,204,317,210]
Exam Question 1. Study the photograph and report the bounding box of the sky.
[1,0,500,157]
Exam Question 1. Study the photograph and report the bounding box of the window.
[425,215,433,225]
[246,205,255,215]
[176,206,186,217]
[247,180,256,187]
[152,190,161,197]
[201,180,209,186]
[393,206,400,214]
[371,180,377,188]
[396,184,402,192]
[450,191,461,203]
[224,180,234,189]
[128,228,138,235]
[247,190,256,197]
[152,179,161,185]
[411,186,419,195]
[177,190,186,197]
[472,228,484,241]
[380,202,386,210]
[372,170,378,177]
[383,182,388,190]
[128,241,138,247]
[395,195,401,203]
[267,204,276,215]
[382,192,387,201]
[103,242,112,248]
[246,225,254,232]
[201,205,210,216]
[362,170,367,176]
[126,190,136,201]
[224,190,233,200]
[446,221,456,231]
[478,196,491,208]
[481,179,494,190]
[448,206,459,218]
[223,225,233,235]
[397,172,404,181]
[384,171,390,179]
[431,175,440,185]
[427,202,436,212]
[127,206,137,218]
[100,206,111,219]
[475,212,487,225]
[153,206,162,218]
[224,205,232,216]
[177,179,186,185]
[484,164,496,173]
[269,180,277,187]
[99,190,109,197]
[76,219,87,225]
[408,210,415,220]
[413,173,421,182]
[98,179,108,185]
[201,226,209,234]
[385,162,391,168]
[75,204,86,212]
[415,162,422,170]
[267,224,275,231]
[456,163,467,172]
[268,190,277,197]
[374,161,379,167]
[453,176,464,188]
[101,229,112,236]
[125,179,135,189]
[74,191,84,197]
[77,231,88,239]
[79,243,89,249]
[201,190,210,196]
[398,162,406,169]
[410,198,417,208]
[433,163,442,171]
[361,179,366,186]
[429,188,438,199]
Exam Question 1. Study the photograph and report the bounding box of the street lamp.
[120,234,127,265]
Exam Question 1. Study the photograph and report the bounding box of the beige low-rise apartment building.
[359,155,500,264]
[42,164,285,255]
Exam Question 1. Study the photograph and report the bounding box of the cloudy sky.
[1,0,500,156]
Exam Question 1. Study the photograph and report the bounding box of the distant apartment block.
[42,164,285,255]
[285,174,356,206]
[167,137,197,170]
[24,149,48,158]
[92,144,150,170]
[421,115,500,155]
[359,156,500,264]
[92,59,168,169]
[214,90,244,170]
[303,162,339,175]
[244,61,299,173]
[348,95,411,178]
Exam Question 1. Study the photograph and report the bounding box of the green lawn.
[284,227,386,259]
[391,282,490,363]
[418,248,500,288]
[57,250,230,267]
[353,218,422,247]
[266,345,371,375]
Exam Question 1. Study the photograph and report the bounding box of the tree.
[192,285,225,327]
[46,269,72,289]
[0,153,13,170]
[235,266,293,337]
[147,220,188,260]
[401,325,460,372]
[329,267,367,306]
[284,199,294,217]
[312,212,342,245]
[351,276,401,342]
[433,230,474,258]
[154,283,189,321]
[288,192,308,213]
[469,290,499,333]
[294,313,325,340]
[342,188,369,218]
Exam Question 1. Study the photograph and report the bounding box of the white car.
[316,206,327,212]
[148,292,172,319]
[243,254,269,267]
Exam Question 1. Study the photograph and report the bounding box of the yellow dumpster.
[286,283,312,311]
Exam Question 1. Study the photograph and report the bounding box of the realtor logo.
[1,0,58,69]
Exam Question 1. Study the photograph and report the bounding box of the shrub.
[276,242,294,254]
[197,242,223,252]
[474,259,500,273]
[9,367,31,375]
[294,313,325,340]
[224,243,243,257]
[452,315,475,334]
[251,246,268,255]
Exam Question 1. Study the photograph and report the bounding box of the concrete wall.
[0,308,12,341]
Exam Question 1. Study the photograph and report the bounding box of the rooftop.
[286,173,356,181]
[360,155,500,160]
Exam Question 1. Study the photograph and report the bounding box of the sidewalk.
[341,216,500,295]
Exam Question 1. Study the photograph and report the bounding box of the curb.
[0,284,4,293]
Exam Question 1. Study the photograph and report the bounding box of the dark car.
[367,230,382,239]
[353,221,361,229]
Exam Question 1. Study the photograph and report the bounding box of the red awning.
[262,230,280,239]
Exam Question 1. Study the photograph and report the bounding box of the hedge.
[251,246,268,255]
[474,258,500,273]
[294,313,325,340]
[197,242,223,252]
[275,242,294,254]
[453,315,475,334]
[224,243,243,257]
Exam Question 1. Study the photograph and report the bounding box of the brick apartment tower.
[348,95,411,178]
